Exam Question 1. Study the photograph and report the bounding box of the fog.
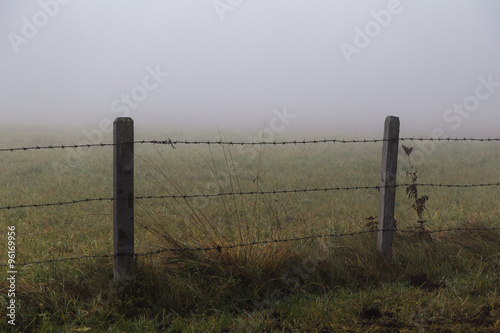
[1,0,499,138]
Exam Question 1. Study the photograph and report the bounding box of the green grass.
[0,126,499,332]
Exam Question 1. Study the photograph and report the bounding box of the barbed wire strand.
[1,227,498,268]
[1,182,499,211]
[1,137,500,152]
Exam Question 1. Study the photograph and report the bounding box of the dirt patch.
[360,307,383,320]
[359,306,408,331]
[408,274,446,291]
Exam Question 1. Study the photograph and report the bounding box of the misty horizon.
[1,1,499,139]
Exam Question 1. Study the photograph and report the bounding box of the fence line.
[1,137,500,152]
[0,182,499,211]
[1,227,498,268]
[2,116,499,281]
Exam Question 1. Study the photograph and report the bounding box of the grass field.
[0,126,499,332]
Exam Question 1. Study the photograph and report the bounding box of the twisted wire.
[1,227,497,267]
[1,137,499,152]
[1,182,499,211]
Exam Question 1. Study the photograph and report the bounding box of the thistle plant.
[402,145,430,237]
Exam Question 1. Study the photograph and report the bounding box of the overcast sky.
[1,0,499,137]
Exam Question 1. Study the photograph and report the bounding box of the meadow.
[0,126,499,332]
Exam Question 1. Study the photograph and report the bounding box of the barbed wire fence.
[0,183,499,211]
[1,117,499,281]
[1,136,500,152]
[1,227,499,268]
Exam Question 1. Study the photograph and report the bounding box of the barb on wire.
[2,137,499,152]
[1,182,499,211]
[1,227,498,268]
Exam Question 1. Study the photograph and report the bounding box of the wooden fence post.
[377,116,400,260]
[113,117,134,284]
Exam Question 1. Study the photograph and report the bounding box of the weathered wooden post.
[377,116,399,261]
[113,117,134,284]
